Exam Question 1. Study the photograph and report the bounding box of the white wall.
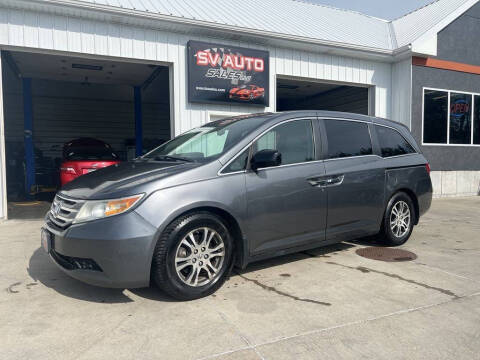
[0,7,394,136]
[391,58,412,128]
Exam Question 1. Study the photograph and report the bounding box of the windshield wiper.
[152,155,193,162]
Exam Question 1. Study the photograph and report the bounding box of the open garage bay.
[2,51,171,213]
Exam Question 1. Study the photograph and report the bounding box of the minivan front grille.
[47,194,85,230]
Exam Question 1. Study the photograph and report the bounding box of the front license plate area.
[41,228,52,253]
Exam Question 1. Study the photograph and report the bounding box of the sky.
[307,0,436,20]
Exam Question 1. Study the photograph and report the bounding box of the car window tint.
[376,125,415,157]
[223,148,250,173]
[325,120,372,159]
[253,120,314,165]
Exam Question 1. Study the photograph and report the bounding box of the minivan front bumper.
[43,211,158,288]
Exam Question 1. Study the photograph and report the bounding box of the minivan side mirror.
[250,149,282,172]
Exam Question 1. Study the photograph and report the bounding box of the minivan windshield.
[141,114,270,163]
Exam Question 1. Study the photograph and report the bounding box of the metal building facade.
[0,0,478,219]
[0,4,401,219]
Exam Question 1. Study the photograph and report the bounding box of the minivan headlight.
[73,194,144,224]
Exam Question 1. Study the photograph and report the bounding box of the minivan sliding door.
[319,119,385,242]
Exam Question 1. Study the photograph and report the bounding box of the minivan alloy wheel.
[175,227,225,287]
[390,200,411,238]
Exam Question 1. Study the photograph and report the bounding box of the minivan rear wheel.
[151,212,234,300]
[380,192,415,246]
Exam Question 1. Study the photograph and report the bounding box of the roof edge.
[2,0,398,58]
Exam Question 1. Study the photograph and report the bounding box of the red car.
[229,85,265,101]
[60,138,120,186]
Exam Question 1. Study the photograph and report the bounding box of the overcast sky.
[306,0,435,20]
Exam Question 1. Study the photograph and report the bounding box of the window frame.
[218,117,319,175]
[422,87,479,147]
[319,118,376,161]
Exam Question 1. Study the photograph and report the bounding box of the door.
[246,118,327,255]
[320,119,385,241]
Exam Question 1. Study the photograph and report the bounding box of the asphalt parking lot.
[1,197,480,360]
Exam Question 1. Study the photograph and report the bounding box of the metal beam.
[1,51,21,79]
[134,86,143,157]
[142,66,163,91]
[23,78,35,198]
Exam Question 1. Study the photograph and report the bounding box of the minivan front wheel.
[381,192,415,246]
[152,212,234,300]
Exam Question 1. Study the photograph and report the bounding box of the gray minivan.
[42,111,432,300]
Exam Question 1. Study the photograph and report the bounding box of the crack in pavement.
[216,311,265,360]
[197,292,480,360]
[414,262,480,283]
[325,261,460,298]
[236,273,331,306]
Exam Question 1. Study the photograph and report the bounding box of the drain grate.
[355,247,417,262]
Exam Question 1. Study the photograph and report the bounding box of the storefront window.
[423,90,448,144]
[423,88,479,146]
[449,93,472,144]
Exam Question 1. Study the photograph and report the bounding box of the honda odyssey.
[42,111,432,300]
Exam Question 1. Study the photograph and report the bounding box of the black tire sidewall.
[383,192,415,246]
[156,213,233,300]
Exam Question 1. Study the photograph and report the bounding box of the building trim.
[413,56,480,76]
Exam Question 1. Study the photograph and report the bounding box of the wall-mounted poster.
[187,41,269,106]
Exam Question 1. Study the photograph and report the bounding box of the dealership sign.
[187,41,269,106]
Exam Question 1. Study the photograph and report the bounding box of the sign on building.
[187,41,269,106]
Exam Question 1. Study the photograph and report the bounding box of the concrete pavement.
[1,197,479,359]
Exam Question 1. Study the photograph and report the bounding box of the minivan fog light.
[73,194,144,224]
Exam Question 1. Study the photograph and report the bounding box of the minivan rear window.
[375,125,415,157]
[325,120,372,159]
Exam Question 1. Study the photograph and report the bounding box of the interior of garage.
[1,51,171,218]
[277,77,370,114]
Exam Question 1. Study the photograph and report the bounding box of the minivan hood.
[59,161,197,200]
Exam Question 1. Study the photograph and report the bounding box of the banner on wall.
[187,41,269,106]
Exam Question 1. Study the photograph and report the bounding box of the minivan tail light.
[425,163,431,175]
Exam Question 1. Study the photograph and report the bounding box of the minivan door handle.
[308,175,344,187]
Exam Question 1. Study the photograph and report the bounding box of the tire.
[152,211,234,300]
[380,192,415,246]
